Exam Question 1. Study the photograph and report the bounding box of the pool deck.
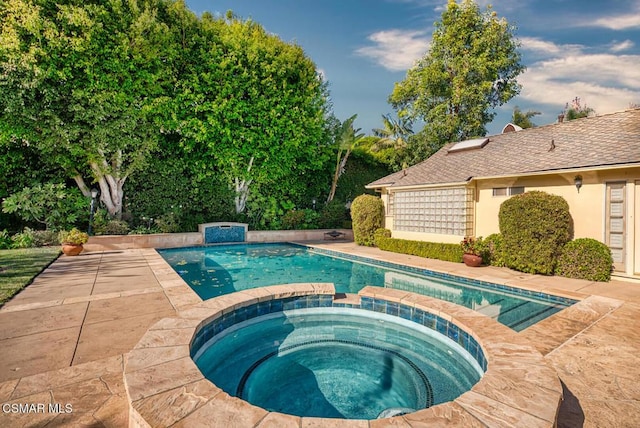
[1,241,639,427]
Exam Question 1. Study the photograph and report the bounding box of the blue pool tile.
[399,305,410,324]
[307,296,320,308]
[447,324,460,342]
[319,295,333,307]
[234,307,248,323]
[282,298,296,311]
[411,308,423,324]
[423,312,436,330]
[436,318,448,336]
[257,301,270,316]
[271,299,283,313]
[386,302,399,316]
[373,299,386,313]
[361,297,373,311]
[246,303,258,319]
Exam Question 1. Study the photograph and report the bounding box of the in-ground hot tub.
[191,302,484,419]
[125,284,563,427]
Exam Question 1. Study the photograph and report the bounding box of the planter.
[61,244,84,256]
[462,253,482,267]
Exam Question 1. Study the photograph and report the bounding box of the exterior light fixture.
[345,199,352,210]
[88,188,99,235]
[312,198,317,210]
[574,175,583,193]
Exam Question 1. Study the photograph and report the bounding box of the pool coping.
[124,283,563,427]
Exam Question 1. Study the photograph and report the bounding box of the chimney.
[557,113,565,123]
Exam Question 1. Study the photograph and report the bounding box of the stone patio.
[0,243,639,427]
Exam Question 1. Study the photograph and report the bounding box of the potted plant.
[58,228,89,256]
[461,236,484,267]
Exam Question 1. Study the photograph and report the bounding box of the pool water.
[159,243,574,331]
[194,308,482,419]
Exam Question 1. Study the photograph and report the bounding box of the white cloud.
[520,37,583,56]
[355,29,430,72]
[610,39,635,52]
[589,13,640,30]
[518,52,640,114]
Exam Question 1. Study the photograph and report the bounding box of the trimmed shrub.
[318,200,349,229]
[11,230,35,248]
[92,210,130,235]
[373,228,392,247]
[483,233,506,267]
[281,209,320,230]
[0,230,11,249]
[556,238,613,282]
[350,195,385,246]
[376,236,463,263]
[499,191,573,275]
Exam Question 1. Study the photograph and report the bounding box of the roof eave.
[471,162,640,181]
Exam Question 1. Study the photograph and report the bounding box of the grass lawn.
[0,247,61,306]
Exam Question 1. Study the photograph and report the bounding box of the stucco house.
[366,108,640,278]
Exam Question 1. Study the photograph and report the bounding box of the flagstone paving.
[0,243,639,427]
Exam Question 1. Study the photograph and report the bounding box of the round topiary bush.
[499,191,573,275]
[350,195,385,246]
[482,233,506,267]
[556,238,613,282]
[373,228,392,247]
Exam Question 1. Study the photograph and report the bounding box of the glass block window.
[393,187,474,235]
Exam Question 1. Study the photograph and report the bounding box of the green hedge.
[499,191,573,275]
[556,238,613,281]
[482,233,506,267]
[351,195,384,246]
[376,236,463,263]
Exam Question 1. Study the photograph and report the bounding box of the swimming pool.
[159,243,576,331]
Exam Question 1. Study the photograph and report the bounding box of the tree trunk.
[327,150,351,204]
[233,156,254,214]
[88,162,126,218]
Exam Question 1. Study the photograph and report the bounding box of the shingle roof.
[367,108,640,189]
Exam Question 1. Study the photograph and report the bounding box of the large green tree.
[0,0,176,218]
[170,14,332,216]
[511,106,540,129]
[390,0,524,152]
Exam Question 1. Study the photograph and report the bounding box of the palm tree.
[371,114,413,151]
[327,114,364,203]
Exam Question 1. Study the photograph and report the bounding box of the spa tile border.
[124,283,562,427]
[190,293,486,372]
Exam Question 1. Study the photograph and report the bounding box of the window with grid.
[393,187,473,235]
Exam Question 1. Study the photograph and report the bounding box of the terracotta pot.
[462,253,482,267]
[61,244,83,256]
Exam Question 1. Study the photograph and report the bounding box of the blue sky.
[185,0,640,136]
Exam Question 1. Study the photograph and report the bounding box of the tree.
[0,0,176,218]
[561,97,595,121]
[511,106,540,129]
[371,113,413,151]
[171,15,332,216]
[327,115,365,203]
[389,0,524,153]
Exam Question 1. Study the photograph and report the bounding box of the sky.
[184,0,640,136]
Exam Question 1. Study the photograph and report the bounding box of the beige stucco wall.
[377,167,639,276]
[474,167,640,276]
[390,230,464,245]
[635,181,640,275]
